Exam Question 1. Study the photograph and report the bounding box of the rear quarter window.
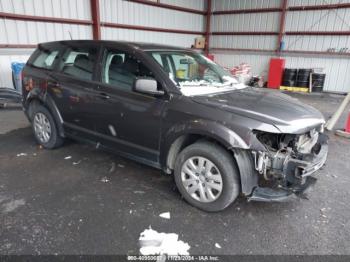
[30,48,60,70]
[57,46,98,81]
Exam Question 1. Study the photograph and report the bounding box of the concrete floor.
[0,92,350,255]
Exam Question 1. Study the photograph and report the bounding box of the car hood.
[191,87,325,134]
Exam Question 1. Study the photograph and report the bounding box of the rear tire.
[30,104,64,149]
[174,141,240,212]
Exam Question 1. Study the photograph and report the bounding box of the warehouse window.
[31,49,59,70]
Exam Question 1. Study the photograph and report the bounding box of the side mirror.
[133,78,164,96]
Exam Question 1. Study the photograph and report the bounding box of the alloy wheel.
[33,112,52,143]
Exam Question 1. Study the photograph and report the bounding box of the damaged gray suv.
[22,40,328,211]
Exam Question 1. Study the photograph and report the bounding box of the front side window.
[101,49,155,92]
[147,51,244,96]
[31,48,59,70]
[58,46,98,81]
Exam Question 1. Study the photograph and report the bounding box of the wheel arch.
[162,121,258,196]
[25,90,65,137]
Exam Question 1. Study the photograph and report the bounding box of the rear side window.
[58,46,98,81]
[31,48,59,70]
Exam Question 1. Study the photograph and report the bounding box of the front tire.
[174,141,240,212]
[30,104,64,149]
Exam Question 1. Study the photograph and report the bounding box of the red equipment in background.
[268,58,285,89]
[206,54,215,61]
[346,112,350,133]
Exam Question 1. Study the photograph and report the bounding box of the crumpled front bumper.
[248,133,328,202]
[283,133,328,182]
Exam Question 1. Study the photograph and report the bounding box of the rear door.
[93,45,167,165]
[51,42,102,137]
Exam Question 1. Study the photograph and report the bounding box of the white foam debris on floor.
[139,227,190,255]
[16,153,27,157]
[159,212,171,219]
[64,156,72,160]
[118,164,125,168]
[73,160,81,165]
[215,243,222,249]
[2,199,26,213]
[109,162,116,173]
[101,177,110,183]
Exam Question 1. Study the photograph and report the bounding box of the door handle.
[97,92,110,99]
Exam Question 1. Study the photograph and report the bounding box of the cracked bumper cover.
[249,133,328,202]
[284,133,328,180]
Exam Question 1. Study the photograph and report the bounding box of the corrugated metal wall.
[212,0,281,10]
[100,0,204,47]
[0,0,92,88]
[2,0,349,93]
[214,51,350,93]
[285,1,350,52]
[0,0,92,44]
[162,0,205,10]
[211,0,350,93]
[0,0,205,89]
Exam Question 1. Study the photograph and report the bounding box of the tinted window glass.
[102,50,155,92]
[58,46,98,81]
[151,54,163,67]
[32,48,59,69]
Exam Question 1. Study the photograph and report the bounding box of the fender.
[160,119,258,195]
[24,88,65,137]
[163,119,249,151]
[160,119,248,169]
[232,148,258,196]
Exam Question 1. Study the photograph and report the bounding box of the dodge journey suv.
[22,40,328,211]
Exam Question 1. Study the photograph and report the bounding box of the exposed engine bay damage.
[247,127,328,202]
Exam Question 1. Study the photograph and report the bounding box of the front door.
[93,46,167,165]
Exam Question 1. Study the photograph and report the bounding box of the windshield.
[146,50,246,96]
